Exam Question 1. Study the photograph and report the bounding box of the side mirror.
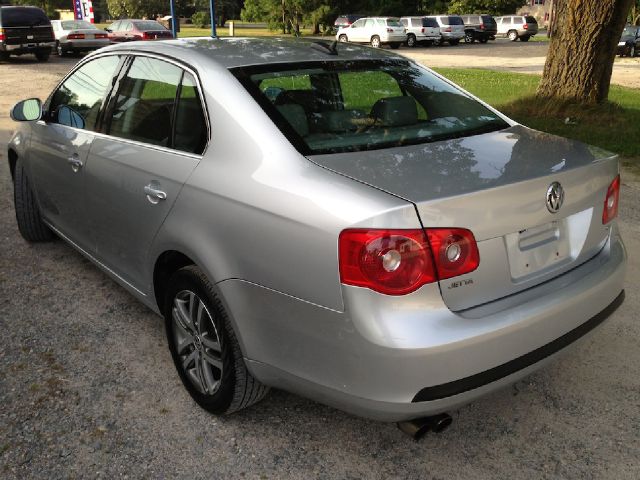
[10,98,42,122]
[105,28,112,33]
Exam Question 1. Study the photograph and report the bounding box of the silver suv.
[495,15,539,41]
[400,16,441,47]
[8,39,626,432]
[427,15,465,45]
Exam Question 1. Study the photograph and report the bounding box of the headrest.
[277,104,309,137]
[370,96,418,127]
[322,109,367,132]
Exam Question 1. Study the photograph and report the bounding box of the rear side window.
[386,19,402,27]
[107,56,207,153]
[481,16,495,24]
[49,55,121,131]
[174,73,207,154]
[0,7,50,27]
[108,57,181,148]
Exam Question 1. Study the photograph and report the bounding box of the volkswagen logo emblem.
[546,182,564,213]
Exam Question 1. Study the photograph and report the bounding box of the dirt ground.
[1,52,639,479]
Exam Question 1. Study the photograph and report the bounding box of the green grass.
[434,68,640,157]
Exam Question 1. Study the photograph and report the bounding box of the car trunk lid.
[0,7,53,45]
[308,125,618,310]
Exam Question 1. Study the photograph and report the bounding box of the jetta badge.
[546,182,564,213]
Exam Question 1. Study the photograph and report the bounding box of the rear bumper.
[61,40,110,51]
[221,228,626,422]
[0,41,54,54]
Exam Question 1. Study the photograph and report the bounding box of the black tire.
[406,34,416,47]
[390,42,401,49]
[479,37,489,44]
[520,35,531,42]
[508,30,518,42]
[35,50,50,62]
[630,45,636,57]
[164,265,269,415]
[449,39,460,46]
[0,51,9,62]
[13,157,54,242]
[56,41,64,56]
[338,34,348,43]
[370,35,381,48]
[464,31,475,43]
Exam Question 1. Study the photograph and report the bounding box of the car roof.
[98,37,402,69]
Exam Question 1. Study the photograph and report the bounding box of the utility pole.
[210,0,217,37]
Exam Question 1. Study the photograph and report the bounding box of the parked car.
[617,25,640,57]
[0,5,54,62]
[51,20,110,56]
[8,38,626,434]
[460,14,497,43]
[336,17,406,48]
[105,19,173,42]
[427,15,465,45]
[495,15,538,41]
[400,16,441,47]
[334,14,363,29]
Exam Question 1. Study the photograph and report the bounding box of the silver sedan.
[50,19,109,56]
[7,38,626,437]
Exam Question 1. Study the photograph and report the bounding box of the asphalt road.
[1,53,639,479]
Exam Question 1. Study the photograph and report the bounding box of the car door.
[83,55,208,290]
[28,54,123,250]
[349,18,366,42]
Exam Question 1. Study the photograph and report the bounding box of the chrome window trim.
[43,49,211,157]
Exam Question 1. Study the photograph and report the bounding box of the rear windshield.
[442,16,464,26]
[134,21,166,31]
[525,16,538,24]
[61,20,96,30]
[481,15,496,25]
[0,7,50,27]
[233,60,509,155]
[385,18,402,27]
[422,17,438,28]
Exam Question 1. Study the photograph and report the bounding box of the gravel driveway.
[1,55,639,479]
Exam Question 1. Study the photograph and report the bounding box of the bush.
[191,11,210,28]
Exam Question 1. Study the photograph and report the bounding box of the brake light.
[338,228,479,295]
[523,24,529,30]
[0,28,4,42]
[602,175,620,224]
[444,27,452,32]
[421,28,425,33]
[67,33,85,39]
[95,33,108,39]
[480,24,485,30]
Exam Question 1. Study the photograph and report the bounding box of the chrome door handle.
[144,184,167,204]
[67,155,83,173]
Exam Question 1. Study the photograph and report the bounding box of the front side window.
[235,60,509,155]
[49,55,121,131]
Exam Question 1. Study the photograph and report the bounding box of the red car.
[105,19,173,42]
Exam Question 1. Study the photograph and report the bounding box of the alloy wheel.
[171,290,224,395]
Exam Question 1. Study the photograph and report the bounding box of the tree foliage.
[106,0,166,19]
[448,0,526,16]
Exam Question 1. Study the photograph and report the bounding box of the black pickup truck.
[0,6,55,62]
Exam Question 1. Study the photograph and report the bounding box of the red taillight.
[386,28,393,33]
[95,33,108,39]
[421,27,425,33]
[67,33,85,39]
[0,28,4,41]
[602,175,620,224]
[444,27,452,32]
[523,24,529,30]
[480,24,485,30]
[339,228,479,296]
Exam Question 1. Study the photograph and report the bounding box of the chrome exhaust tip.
[397,413,452,440]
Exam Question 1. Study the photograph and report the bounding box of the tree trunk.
[537,0,635,104]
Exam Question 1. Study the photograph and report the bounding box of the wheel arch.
[153,250,196,313]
